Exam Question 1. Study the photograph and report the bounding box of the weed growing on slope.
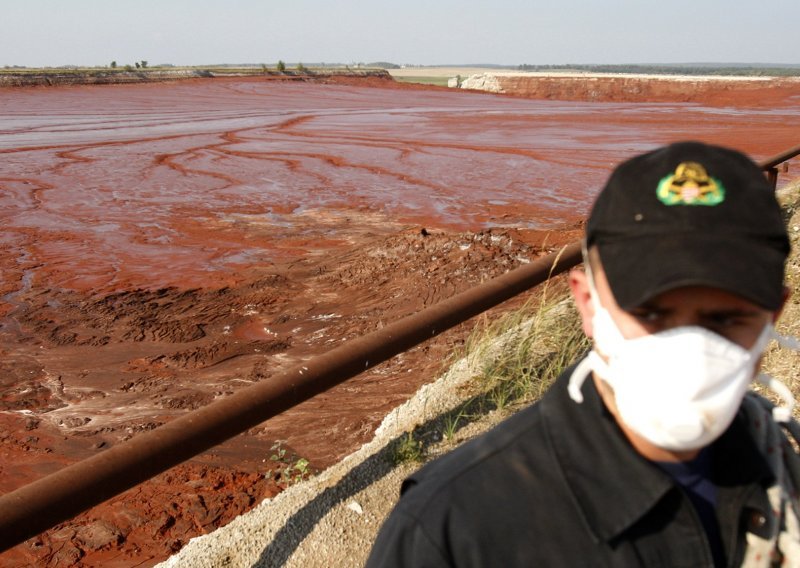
[463,272,589,415]
[391,432,424,465]
[269,440,314,485]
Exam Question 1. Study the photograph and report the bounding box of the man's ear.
[569,269,595,338]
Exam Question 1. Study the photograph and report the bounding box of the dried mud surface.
[1,76,799,567]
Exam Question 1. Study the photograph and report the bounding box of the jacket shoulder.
[369,393,578,567]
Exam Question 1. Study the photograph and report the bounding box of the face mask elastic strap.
[771,329,800,352]
[756,373,796,423]
[568,351,605,404]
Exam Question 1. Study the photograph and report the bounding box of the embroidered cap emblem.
[656,162,725,206]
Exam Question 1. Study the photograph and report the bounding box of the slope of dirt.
[463,73,800,106]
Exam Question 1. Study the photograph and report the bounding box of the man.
[366,141,800,567]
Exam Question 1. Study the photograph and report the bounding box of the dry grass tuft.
[761,178,800,413]
[463,286,588,412]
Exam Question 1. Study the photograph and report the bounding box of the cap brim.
[597,233,787,310]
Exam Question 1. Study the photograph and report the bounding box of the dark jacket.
[366,362,776,567]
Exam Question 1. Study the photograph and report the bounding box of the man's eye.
[630,310,663,323]
[705,314,741,328]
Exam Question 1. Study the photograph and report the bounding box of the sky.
[3,0,799,68]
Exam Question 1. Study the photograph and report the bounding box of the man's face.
[569,255,784,461]
[577,259,775,351]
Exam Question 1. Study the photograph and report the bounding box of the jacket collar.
[542,360,772,543]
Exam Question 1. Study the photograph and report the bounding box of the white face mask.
[568,262,796,452]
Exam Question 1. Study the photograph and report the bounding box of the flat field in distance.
[388,67,501,86]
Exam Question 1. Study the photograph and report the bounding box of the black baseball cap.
[586,141,790,310]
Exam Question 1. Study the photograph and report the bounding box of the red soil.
[494,74,800,107]
[0,74,798,567]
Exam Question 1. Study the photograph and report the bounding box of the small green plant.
[289,457,310,482]
[392,432,424,465]
[110,61,117,69]
[297,62,307,73]
[277,60,286,72]
[442,408,467,441]
[488,382,512,411]
[269,440,287,461]
[269,440,313,485]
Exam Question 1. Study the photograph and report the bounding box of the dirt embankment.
[462,73,800,106]
[0,68,393,88]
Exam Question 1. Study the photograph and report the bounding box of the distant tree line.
[110,60,148,70]
[367,62,400,69]
[516,63,800,77]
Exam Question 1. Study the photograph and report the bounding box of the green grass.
[390,273,590,465]
[392,76,451,87]
[465,289,589,410]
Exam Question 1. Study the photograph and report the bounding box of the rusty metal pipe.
[759,143,800,171]
[763,144,800,189]
[0,242,582,550]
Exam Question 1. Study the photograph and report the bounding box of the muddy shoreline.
[1,76,799,567]
[1,225,581,567]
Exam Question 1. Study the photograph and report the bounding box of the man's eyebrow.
[699,307,763,318]
[630,303,763,318]
[630,301,669,312]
